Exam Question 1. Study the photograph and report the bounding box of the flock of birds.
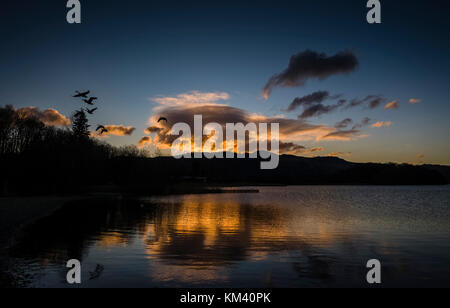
[73,90,108,135]
[73,90,168,137]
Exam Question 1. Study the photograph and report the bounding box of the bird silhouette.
[83,97,98,105]
[158,117,168,123]
[89,264,104,281]
[96,125,108,135]
[73,90,90,98]
[86,107,98,115]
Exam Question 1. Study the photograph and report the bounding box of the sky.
[1,0,450,165]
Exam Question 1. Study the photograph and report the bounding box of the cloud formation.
[287,91,388,121]
[409,98,422,104]
[352,117,371,130]
[138,136,152,148]
[347,95,387,110]
[372,121,392,128]
[100,125,136,137]
[146,91,337,152]
[286,91,331,112]
[384,100,399,110]
[145,126,163,134]
[279,142,324,155]
[17,107,71,127]
[317,117,373,141]
[335,118,353,129]
[298,99,346,119]
[262,50,359,99]
[320,129,367,141]
[152,91,230,109]
[328,152,352,158]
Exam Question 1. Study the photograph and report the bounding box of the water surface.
[8,186,450,288]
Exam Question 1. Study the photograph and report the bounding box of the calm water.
[7,186,450,288]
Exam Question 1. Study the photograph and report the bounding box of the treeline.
[0,105,149,196]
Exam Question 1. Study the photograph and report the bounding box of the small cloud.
[327,152,352,157]
[286,91,331,112]
[409,98,422,104]
[262,50,359,99]
[335,118,353,129]
[298,99,346,119]
[352,117,371,130]
[279,142,324,155]
[100,125,136,137]
[151,91,230,108]
[320,129,368,141]
[17,107,71,127]
[145,126,163,134]
[385,100,399,110]
[138,136,152,148]
[347,95,387,110]
[371,121,392,128]
[410,153,426,165]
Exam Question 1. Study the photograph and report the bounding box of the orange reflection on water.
[139,194,353,263]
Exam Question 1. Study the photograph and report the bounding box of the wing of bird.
[74,91,90,98]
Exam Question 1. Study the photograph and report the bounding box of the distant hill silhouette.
[112,153,449,194]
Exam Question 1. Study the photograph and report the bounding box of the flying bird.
[96,125,108,135]
[83,97,98,105]
[73,90,90,98]
[86,107,98,115]
[158,117,168,123]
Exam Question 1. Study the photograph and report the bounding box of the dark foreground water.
[6,186,450,288]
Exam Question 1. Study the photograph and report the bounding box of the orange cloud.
[279,142,324,155]
[327,152,352,157]
[138,136,152,148]
[384,100,399,110]
[371,121,392,128]
[409,98,422,104]
[409,153,426,165]
[146,91,374,156]
[96,125,136,138]
[17,107,71,127]
[151,91,230,110]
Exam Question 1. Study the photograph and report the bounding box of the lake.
[7,186,450,288]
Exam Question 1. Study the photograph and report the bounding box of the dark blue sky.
[1,0,450,164]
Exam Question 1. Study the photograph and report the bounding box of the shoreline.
[0,194,122,288]
[0,195,84,288]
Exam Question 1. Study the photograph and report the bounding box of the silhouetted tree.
[71,109,90,140]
